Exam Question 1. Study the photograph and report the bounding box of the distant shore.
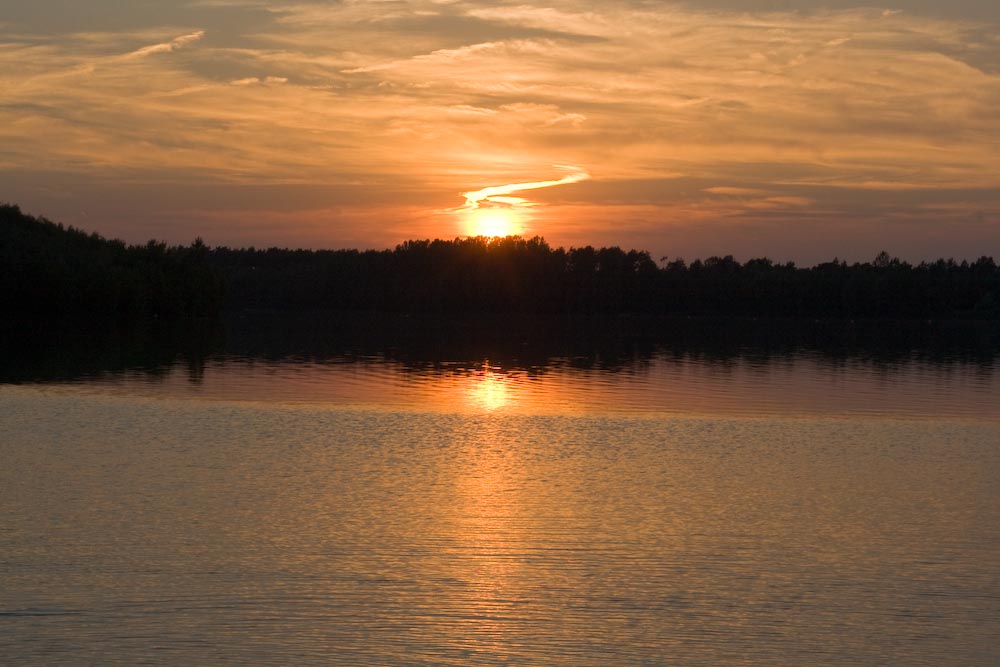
[4,203,999,322]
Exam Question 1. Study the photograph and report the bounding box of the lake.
[2,316,999,665]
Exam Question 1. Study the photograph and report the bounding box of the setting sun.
[464,208,522,238]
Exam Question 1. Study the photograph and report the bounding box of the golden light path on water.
[467,364,511,412]
[3,352,1000,665]
[26,352,1000,422]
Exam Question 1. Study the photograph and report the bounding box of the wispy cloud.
[461,166,591,211]
[1,1,998,260]
[125,30,205,59]
[230,76,287,85]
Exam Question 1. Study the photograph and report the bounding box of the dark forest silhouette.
[3,203,998,321]
[1,204,222,318]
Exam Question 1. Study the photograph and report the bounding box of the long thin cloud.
[461,166,591,210]
[125,30,205,59]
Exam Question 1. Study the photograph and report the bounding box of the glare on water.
[2,346,999,666]
[467,364,512,411]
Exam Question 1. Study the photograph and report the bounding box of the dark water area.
[3,311,999,381]
[2,313,999,665]
[2,313,998,420]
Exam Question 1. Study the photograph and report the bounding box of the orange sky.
[2,1,999,263]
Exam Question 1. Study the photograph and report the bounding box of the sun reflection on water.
[445,395,530,656]
[467,363,512,412]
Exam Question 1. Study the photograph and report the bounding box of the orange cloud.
[1,1,998,260]
[125,30,204,59]
[461,166,591,211]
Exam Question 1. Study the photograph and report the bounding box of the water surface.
[2,318,998,665]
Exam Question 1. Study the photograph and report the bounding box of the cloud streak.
[1,1,998,260]
[125,30,205,59]
[461,166,591,211]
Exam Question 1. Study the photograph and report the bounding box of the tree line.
[1,204,222,319]
[3,203,998,321]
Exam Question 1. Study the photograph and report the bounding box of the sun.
[464,207,522,238]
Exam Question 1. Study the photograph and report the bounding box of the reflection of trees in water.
[2,312,996,384]
[0,318,223,384]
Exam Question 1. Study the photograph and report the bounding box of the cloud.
[460,166,591,211]
[125,30,205,59]
[824,37,851,47]
[705,187,769,197]
[2,1,999,258]
[342,41,506,73]
[230,75,288,85]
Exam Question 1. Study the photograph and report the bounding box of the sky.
[2,0,998,263]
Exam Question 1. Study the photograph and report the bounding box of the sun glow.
[456,166,590,239]
[468,365,512,411]
[464,207,522,238]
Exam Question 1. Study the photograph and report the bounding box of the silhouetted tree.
[4,203,999,321]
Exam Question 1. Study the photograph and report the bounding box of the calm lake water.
[2,318,999,665]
